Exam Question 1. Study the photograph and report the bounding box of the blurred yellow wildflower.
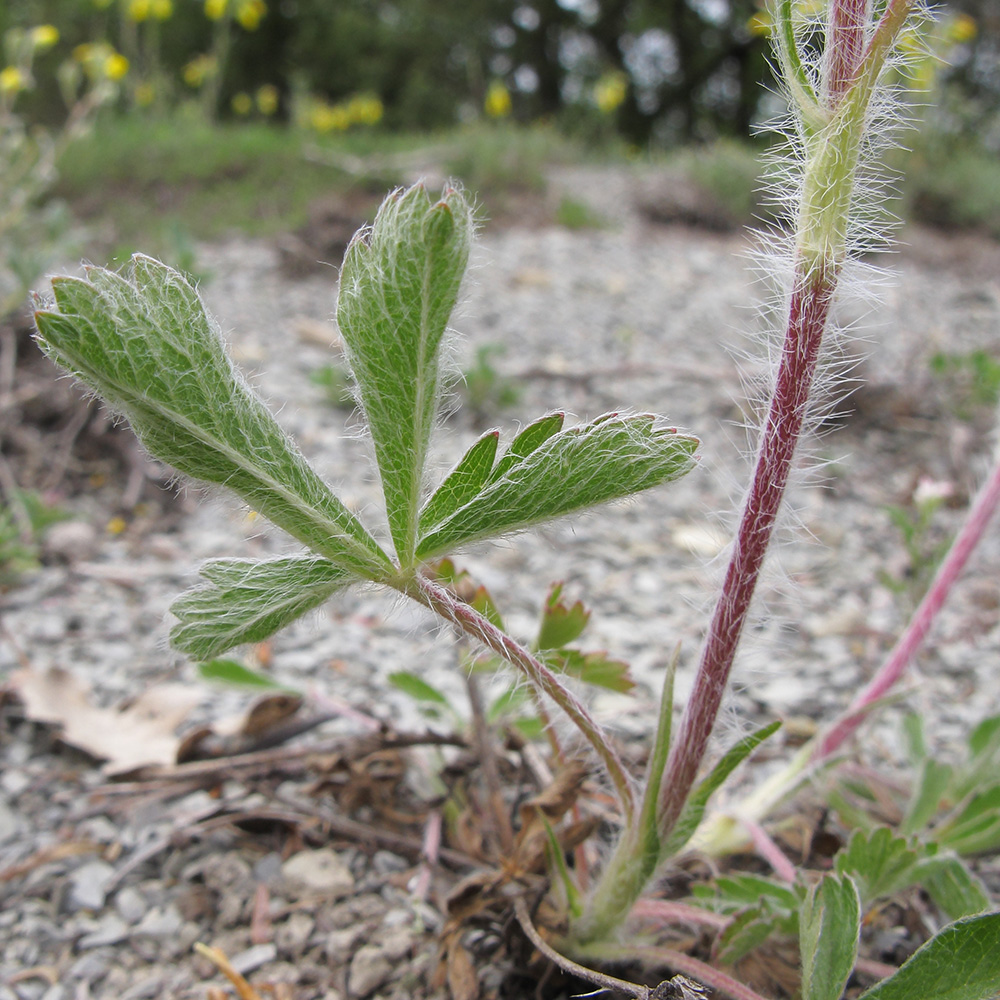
[310,101,350,132]
[484,79,511,118]
[236,0,266,30]
[105,52,129,80]
[231,91,253,115]
[346,93,383,125]
[0,66,24,95]
[182,54,217,88]
[151,0,173,19]
[256,83,279,115]
[593,71,627,114]
[204,0,227,21]
[30,25,60,51]
[106,516,128,535]
[946,13,976,43]
[135,80,155,106]
[127,0,151,22]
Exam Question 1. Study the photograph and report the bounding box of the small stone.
[0,795,21,844]
[43,521,98,563]
[371,850,408,875]
[114,886,147,925]
[229,942,277,975]
[132,904,183,938]
[66,859,116,912]
[78,913,130,949]
[347,944,393,997]
[68,951,111,980]
[281,848,354,898]
[275,911,315,958]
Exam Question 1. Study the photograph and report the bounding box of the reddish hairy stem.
[817,455,1000,759]
[825,0,871,107]
[657,265,836,835]
[408,572,639,821]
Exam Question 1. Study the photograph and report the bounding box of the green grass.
[52,116,606,258]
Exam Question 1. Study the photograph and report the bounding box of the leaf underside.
[337,183,473,566]
[34,256,389,578]
[170,555,354,658]
[417,411,699,559]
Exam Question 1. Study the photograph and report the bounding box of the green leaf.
[936,785,1000,855]
[717,905,789,965]
[659,720,781,859]
[537,583,590,650]
[488,412,565,483]
[387,670,451,707]
[858,912,1000,1000]
[901,758,954,834]
[198,659,297,691]
[834,828,920,905]
[968,716,1000,760]
[712,874,802,912]
[416,412,699,559]
[912,855,990,921]
[419,431,499,534]
[170,555,354,658]
[800,874,861,1000]
[34,257,389,578]
[337,183,473,565]
[546,649,634,694]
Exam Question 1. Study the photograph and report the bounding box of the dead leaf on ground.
[7,667,203,775]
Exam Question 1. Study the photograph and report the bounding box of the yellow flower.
[30,25,60,51]
[309,101,350,133]
[104,52,129,80]
[255,83,278,116]
[235,0,266,31]
[947,13,977,44]
[0,66,24,95]
[346,93,383,126]
[73,43,94,63]
[127,0,151,22]
[746,11,772,36]
[593,71,627,114]
[106,516,128,535]
[135,80,155,106]
[151,0,173,19]
[182,54,216,88]
[231,90,253,115]
[484,79,511,119]
[204,0,227,21]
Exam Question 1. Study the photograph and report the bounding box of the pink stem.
[817,455,1000,759]
[408,572,638,821]
[825,0,870,107]
[740,818,798,883]
[657,265,837,835]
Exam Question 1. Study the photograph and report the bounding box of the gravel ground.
[1,166,999,999]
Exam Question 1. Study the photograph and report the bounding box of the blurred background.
[1,0,998,583]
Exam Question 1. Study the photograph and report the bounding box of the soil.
[1,165,999,1000]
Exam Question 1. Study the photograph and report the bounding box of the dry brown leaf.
[445,934,480,1000]
[8,667,202,775]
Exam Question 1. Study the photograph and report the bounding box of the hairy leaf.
[34,257,389,578]
[834,828,920,905]
[937,785,1000,855]
[419,431,499,534]
[659,720,781,859]
[901,758,953,835]
[546,649,634,694]
[171,556,354,658]
[337,183,473,565]
[800,874,861,1000]
[417,412,699,559]
[858,913,1000,1000]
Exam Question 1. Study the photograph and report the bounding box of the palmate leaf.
[337,183,473,566]
[417,412,699,559]
[33,257,390,579]
[170,556,354,659]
